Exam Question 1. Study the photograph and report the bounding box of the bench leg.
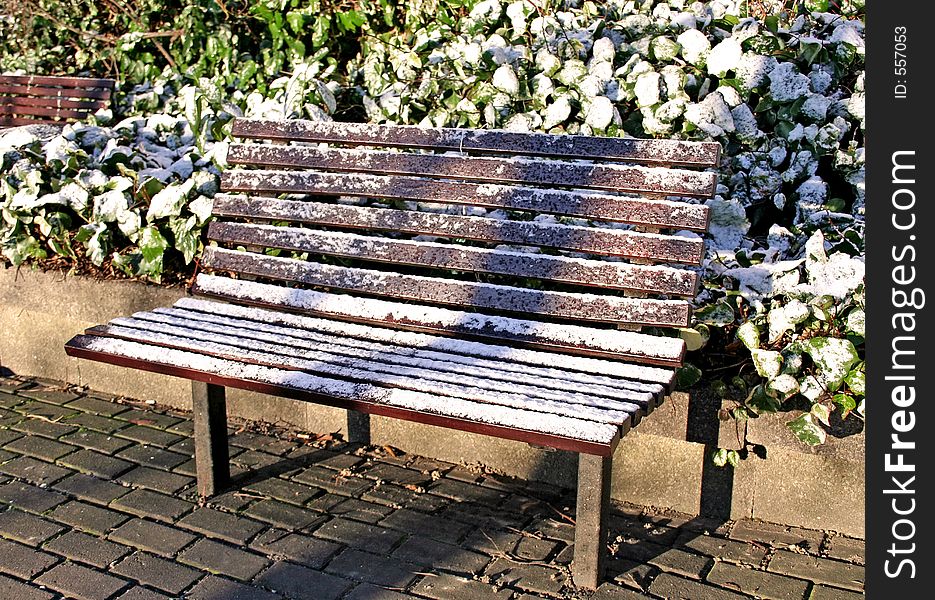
[347,411,371,445]
[572,453,613,590]
[192,381,230,497]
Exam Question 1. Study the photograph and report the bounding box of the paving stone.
[329,498,396,523]
[169,437,195,455]
[0,480,68,513]
[64,412,129,434]
[34,561,129,600]
[440,502,524,530]
[608,558,656,592]
[115,587,175,600]
[412,572,513,600]
[62,430,133,454]
[250,529,341,569]
[647,547,713,580]
[115,425,185,448]
[324,548,418,588]
[204,489,255,512]
[66,396,130,416]
[109,519,197,557]
[678,532,769,566]
[0,573,56,600]
[49,500,131,535]
[0,455,72,485]
[166,420,194,435]
[362,484,450,513]
[17,388,81,405]
[315,517,405,554]
[231,449,283,470]
[0,536,60,579]
[119,466,194,494]
[462,528,522,556]
[361,462,432,486]
[305,450,360,471]
[731,519,824,553]
[612,536,669,563]
[393,535,491,574]
[230,431,297,454]
[113,551,203,595]
[428,479,508,507]
[591,582,656,599]
[0,429,23,446]
[4,434,77,461]
[178,507,266,545]
[117,445,189,470]
[524,517,576,544]
[43,529,131,568]
[381,508,472,544]
[707,562,810,600]
[513,536,560,562]
[826,535,864,565]
[0,509,66,545]
[245,498,326,531]
[484,557,567,595]
[610,514,681,546]
[344,583,415,600]
[53,472,131,505]
[255,561,352,600]
[293,465,373,496]
[768,551,864,592]
[59,448,135,478]
[809,584,865,600]
[12,401,79,422]
[650,572,751,600]
[186,575,282,600]
[173,458,199,477]
[179,538,270,581]
[112,488,195,522]
[244,477,319,505]
[0,392,25,410]
[116,409,184,430]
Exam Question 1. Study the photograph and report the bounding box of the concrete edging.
[0,266,865,536]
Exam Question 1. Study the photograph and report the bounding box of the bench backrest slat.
[207,221,699,296]
[214,119,717,365]
[232,119,721,167]
[210,196,703,264]
[227,145,717,198]
[0,75,115,127]
[219,172,710,230]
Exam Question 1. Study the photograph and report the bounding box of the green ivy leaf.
[832,393,857,417]
[737,322,760,350]
[811,403,831,427]
[695,301,735,327]
[675,363,702,390]
[747,384,780,414]
[787,413,826,446]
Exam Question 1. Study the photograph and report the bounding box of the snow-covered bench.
[0,75,115,128]
[65,118,719,588]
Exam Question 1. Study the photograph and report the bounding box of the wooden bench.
[65,118,718,588]
[0,75,116,128]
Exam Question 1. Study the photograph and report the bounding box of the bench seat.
[0,75,116,128]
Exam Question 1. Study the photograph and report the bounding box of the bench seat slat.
[191,275,686,366]
[210,196,704,264]
[1,96,107,111]
[124,309,658,407]
[232,119,721,168]
[0,75,115,89]
[0,105,93,120]
[93,320,643,424]
[0,84,113,100]
[65,334,621,453]
[226,145,718,198]
[208,222,699,296]
[218,172,710,230]
[173,297,676,389]
[201,247,691,327]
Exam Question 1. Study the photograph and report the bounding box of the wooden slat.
[208,222,699,296]
[0,105,89,119]
[0,96,106,110]
[94,320,642,424]
[172,297,677,389]
[232,119,721,168]
[201,247,690,327]
[191,274,687,366]
[219,171,710,230]
[65,334,621,455]
[132,308,661,406]
[226,145,718,198]
[0,84,112,100]
[0,75,115,89]
[211,196,704,264]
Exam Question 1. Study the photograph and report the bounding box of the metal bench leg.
[347,411,371,445]
[192,381,229,497]
[572,452,613,589]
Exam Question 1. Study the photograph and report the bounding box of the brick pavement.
[0,374,865,599]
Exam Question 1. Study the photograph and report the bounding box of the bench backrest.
[0,75,115,127]
[207,119,718,369]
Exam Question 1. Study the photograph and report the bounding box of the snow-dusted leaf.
[787,413,826,446]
